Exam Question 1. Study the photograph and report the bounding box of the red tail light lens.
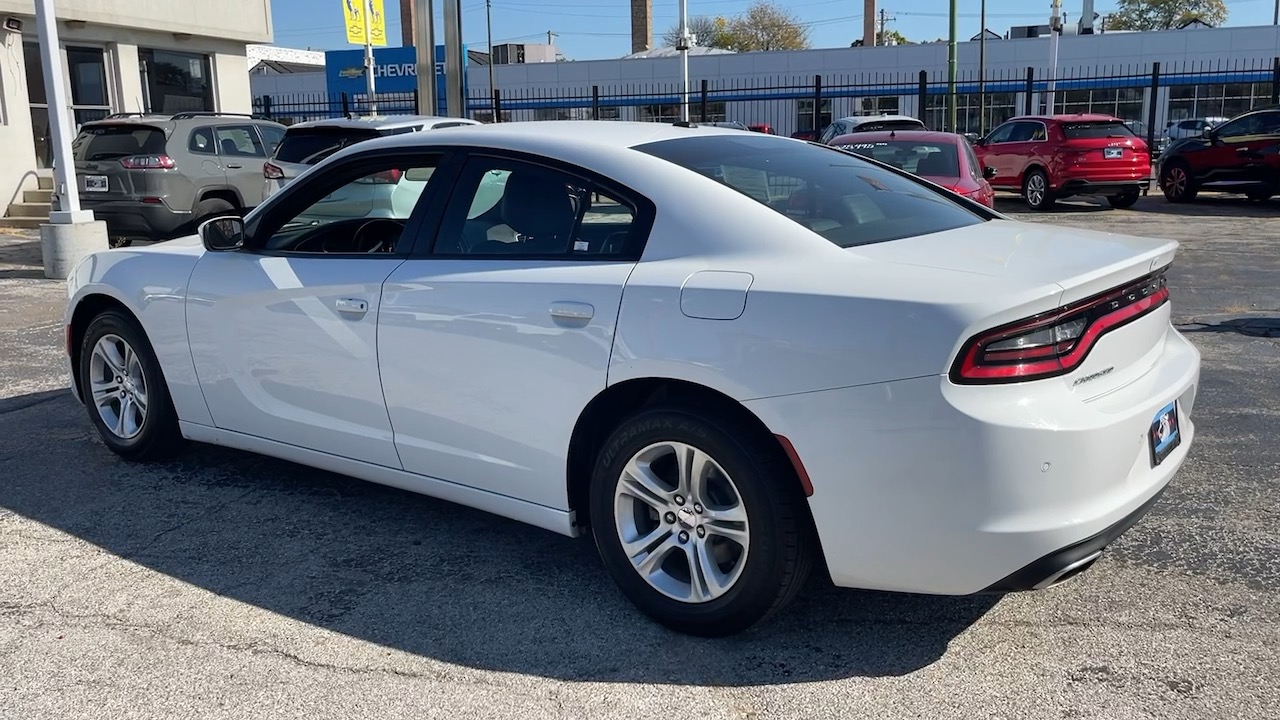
[263,161,285,180]
[120,155,175,169]
[951,269,1171,384]
[355,168,403,184]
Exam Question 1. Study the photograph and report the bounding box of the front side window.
[432,157,639,257]
[635,134,986,249]
[984,123,1016,144]
[1216,112,1280,139]
[258,125,285,156]
[254,157,442,254]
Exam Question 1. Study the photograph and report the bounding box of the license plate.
[84,175,108,192]
[1149,401,1181,467]
[1104,148,1124,159]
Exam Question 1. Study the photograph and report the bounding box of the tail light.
[356,168,403,184]
[263,162,285,180]
[951,268,1171,384]
[120,155,175,169]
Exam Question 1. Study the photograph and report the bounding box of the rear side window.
[189,127,216,155]
[635,134,985,249]
[1060,121,1135,140]
[273,128,380,164]
[72,125,167,161]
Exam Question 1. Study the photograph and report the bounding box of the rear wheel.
[78,310,182,461]
[1107,190,1141,209]
[1245,187,1274,202]
[1160,162,1198,203]
[1022,170,1055,211]
[589,406,813,637]
[194,198,236,227]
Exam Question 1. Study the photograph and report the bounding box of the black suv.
[1157,106,1280,203]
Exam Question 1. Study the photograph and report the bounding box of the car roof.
[284,114,479,131]
[1009,113,1123,123]
[830,129,965,144]
[80,112,283,129]
[836,114,925,126]
[343,120,767,151]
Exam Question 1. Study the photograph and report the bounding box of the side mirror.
[198,216,245,252]
[983,166,998,180]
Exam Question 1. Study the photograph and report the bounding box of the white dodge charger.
[63,121,1199,637]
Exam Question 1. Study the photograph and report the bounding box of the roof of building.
[623,46,736,59]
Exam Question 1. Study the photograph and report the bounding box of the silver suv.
[263,115,479,204]
[70,112,286,247]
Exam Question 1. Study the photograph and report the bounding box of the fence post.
[1147,62,1161,153]
[492,88,502,123]
[1272,57,1279,105]
[340,92,350,117]
[812,74,823,134]
[917,70,928,123]
[261,95,272,120]
[1023,67,1035,115]
[700,79,709,122]
[591,86,600,120]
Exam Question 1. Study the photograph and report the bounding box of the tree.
[851,30,910,47]
[720,1,811,52]
[661,15,732,50]
[1105,0,1227,31]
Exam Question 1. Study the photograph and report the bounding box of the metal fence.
[254,57,1280,146]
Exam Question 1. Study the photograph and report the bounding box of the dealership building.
[0,0,270,227]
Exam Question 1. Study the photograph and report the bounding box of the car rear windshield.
[634,134,985,248]
[835,139,960,178]
[1060,121,1136,140]
[72,124,167,162]
[272,128,381,164]
[851,119,926,132]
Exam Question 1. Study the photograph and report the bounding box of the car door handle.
[226,163,244,168]
[335,298,369,315]
[549,301,594,321]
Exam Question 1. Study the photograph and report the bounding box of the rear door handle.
[225,163,244,168]
[550,301,594,322]
[335,298,369,316]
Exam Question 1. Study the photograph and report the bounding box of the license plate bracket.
[1149,401,1181,467]
[1104,148,1124,159]
[84,175,109,192]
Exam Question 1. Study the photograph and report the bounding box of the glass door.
[23,42,51,169]
[67,47,112,126]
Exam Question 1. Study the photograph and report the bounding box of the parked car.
[65,122,1198,637]
[1165,116,1229,143]
[790,129,818,141]
[70,112,287,247]
[818,114,927,144]
[747,124,775,134]
[831,130,996,207]
[1156,106,1280,203]
[1123,119,1167,156]
[973,113,1152,210]
[263,114,479,200]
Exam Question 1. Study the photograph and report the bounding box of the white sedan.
[63,121,1199,637]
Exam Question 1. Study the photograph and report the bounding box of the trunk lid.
[1055,120,1151,178]
[852,219,1179,396]
[71,122,172,201]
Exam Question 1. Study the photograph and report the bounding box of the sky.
[270,0,1280,61]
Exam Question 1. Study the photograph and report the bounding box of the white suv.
[1165,117,1228,142]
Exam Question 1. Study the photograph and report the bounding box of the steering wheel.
[351,218,404,253]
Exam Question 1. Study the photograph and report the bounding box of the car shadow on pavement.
[995,196,1280,218]
[1177,317,1280,338]
[0,389,999,685]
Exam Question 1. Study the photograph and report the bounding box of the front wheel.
[1107,190,1141,209]
[1022,170,1056,211]
[589,407,813,637]
[1160,163,1198,203]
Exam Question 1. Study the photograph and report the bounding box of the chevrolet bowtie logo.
[338,67,364,78]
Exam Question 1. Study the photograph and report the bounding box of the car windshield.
[273,128,381,165]
[72,125,167,161]
[634,134,986,249]
[1061,121,1135,140]
[835,139,960,178]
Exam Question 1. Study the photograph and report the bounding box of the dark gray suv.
[70,112,286,246]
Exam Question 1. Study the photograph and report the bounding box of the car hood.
[849,219,1178,305]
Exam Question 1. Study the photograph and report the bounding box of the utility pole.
[411,0,437,116]
[877,8,895,44]
[547,30,558,46]
[979,0,987,135]
[1047,0,1062,115]
[676,0,691,121]
[947,0,957,132]
[486,0,495,103]
[363,0,377,115]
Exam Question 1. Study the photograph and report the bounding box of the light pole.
[1047,0,1062,115]
[677,0,690,121]
[979,0,987,136]
[486,0,495,108]
[947,0,957,132]
[363,0,377,115]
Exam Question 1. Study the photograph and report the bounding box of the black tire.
[1245,188,1274,202]
[108,237,133,248]
[78,310,183,461]
[1160,162,1198,203]
[589,406,814,637]
[194,197,236,226]
[1022,169,1056,211]
[1107,190,1141,209]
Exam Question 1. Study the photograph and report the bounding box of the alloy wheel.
[89,334,148,440]
[1026,174,1047,207]
[613,441,750,604]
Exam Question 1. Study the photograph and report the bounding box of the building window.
[860,96,900,115]
[796,98,832,132]
[925,93,1016,134]
[140,48,213,114]
[1039,87,1143,120]
[639,102,725,123]
[1167,83,1273,121]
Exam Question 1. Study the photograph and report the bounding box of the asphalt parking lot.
[1,194,1277,720]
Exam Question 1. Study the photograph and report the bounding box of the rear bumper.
[743,322,1200,595]
[1056,178,1151,196]
[81,199,191,240]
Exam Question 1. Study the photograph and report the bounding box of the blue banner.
[324,45,466,116]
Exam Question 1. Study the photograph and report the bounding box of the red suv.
[974,114,1151,210]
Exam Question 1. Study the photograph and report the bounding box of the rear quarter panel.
[66,241,213,426]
